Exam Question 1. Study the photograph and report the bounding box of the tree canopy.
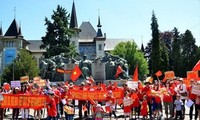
[149,11,170,74]
[40,5,77,58]
[111,41,149,79]
[1,49,39,83]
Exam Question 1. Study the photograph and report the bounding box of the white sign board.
[191,85,200,95]
[127,81,138,89]
[10,81,21,88]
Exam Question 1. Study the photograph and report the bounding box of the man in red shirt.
[52,84,61,119]
[187,79,198,120]
[46,91,57,120]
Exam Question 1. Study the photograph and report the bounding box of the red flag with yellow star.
[115,65,123,78]
[70,65,82,81]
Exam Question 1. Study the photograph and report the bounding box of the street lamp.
[12,61,14,81]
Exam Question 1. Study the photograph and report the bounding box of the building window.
[98,44,102,51]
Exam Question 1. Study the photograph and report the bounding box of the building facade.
[0,1,132,74]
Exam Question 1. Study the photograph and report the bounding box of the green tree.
[1,49,39,83]
[111,41,149,79]
[171,27,182,76]
[149,11,162,74]
[40,5,77,58]
[180,30,199,77]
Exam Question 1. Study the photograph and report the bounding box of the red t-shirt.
[53,89,61,104]
[163,87,174,102]
[61,91,73,102]
[187,86,197,100]
[130,93,139,107]
[142,86,152,103]
[47,98,57,117]
[106,96,115,104]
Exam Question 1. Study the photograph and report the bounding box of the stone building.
[0,1,132,74]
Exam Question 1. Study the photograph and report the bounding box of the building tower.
[94,14,106,58]
[69,1,81,53]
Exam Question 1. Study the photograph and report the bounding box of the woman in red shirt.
[46,91,57,120]
[20,85,29,120]
[12,87,20,120]
[163,82,174,119]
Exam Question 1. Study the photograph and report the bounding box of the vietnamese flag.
[70,65,82,82]
[133,65,138,81]
[192,60,200,71]
[115,65,123,78]
[155,70,162,77]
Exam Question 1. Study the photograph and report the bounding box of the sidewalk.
[3,105,192,120]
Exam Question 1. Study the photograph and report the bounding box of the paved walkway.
[3,105,195,120]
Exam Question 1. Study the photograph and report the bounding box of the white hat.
[15,87,20,90]
[108,90,112,94]
[97,104,101,107]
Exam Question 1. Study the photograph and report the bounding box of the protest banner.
[164,71,175,79]
[69,89,123,101]
[33,77,46,87]
[10,81,21,88]
[187,71,198,80]
[0,94,46,109]
[20,76,29,83]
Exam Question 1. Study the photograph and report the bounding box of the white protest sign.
[191,84,200,95]
[123,98,133,106]
[10,81,21,88]
[127,81,138,89]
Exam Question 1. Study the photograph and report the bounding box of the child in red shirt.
[46,92,57,120]
[140,95,148,120]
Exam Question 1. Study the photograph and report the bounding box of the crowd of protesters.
[0,77,200,120]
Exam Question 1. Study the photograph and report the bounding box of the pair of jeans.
[163,102,173,117]
[189,100,198,119]
[175,110,182,120]
[47,116,57,120]
[65,112,74,120]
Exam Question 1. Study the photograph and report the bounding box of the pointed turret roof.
[141,43,145,52]
[18,22,22,36]
[4,19,19,36]
[96,16,103,37]
[70,1,78,29]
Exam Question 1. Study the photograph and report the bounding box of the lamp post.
[12,61,14,81]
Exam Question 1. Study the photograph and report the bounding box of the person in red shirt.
[123,92,131,120]
[78,82,87,119]
[129,88,139,119]
[20,84,29,120]
[142,81,153,119]
[140,95,148,120]
[52,84,61,119]
[163,81,174,119]
[196,92,200,120]
[187,79,198,120]
[0,87,4,120]
[46,91,57,120]
[12,87,20,120]
[30,84,42,120]
[105,90,118,120]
